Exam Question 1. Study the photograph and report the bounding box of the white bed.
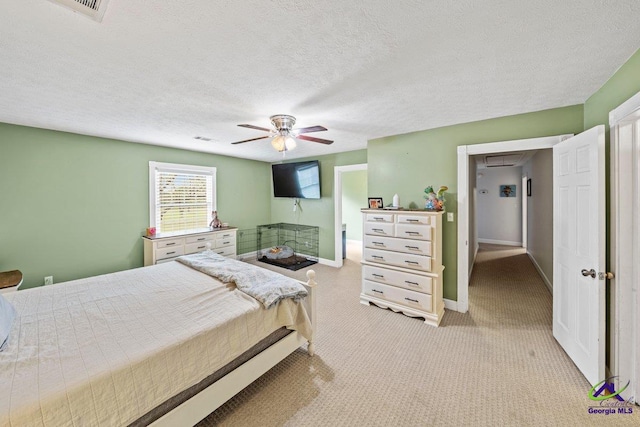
[0,258,317,426]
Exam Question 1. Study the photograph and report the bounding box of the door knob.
[581,269,596,278]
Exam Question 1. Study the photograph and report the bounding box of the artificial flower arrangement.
[424,185,448,211]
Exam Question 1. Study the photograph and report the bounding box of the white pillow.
[0,294,16,351]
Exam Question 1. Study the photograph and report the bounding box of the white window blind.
[149,162,216,234]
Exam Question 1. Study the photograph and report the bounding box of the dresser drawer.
[364,222,394,237]
[216,236,235,248]
[213,245,236,257]
[217,230,236,240]
[365,213,394,223]
[397,214,431,226]
[363,280,433,312]
[364,248,432,272]
[363,265,433,294]
[185,241,210,254]
[156,246,184,260]
[185,234,214,244]
[395,223,432,241]
[156,238,183,249]
[364,235,432,256]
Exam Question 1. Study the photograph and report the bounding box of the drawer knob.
[197,238,206,241]
[405,297,419,303]
[407,219,419,222]
[372,273,384,278]
[372,228,384,232]
[405,260,419,265]
[405,246,419,250]
[166,242,176,246]
[405,231,419,235]
[372,289,383,294]
[373,242,384,246]
[197,246,206,249]
[167,251,176,255]
[405,281,419,286]
[372,255,384,260]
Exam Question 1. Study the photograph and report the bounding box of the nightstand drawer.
[364,248,432,272]
[363,265,433,294]
[363,280,433,312]
[156,246,184,260]
[364,222,394,237]
[395,223,432,241]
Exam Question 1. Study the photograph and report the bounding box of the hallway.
[469,243,552,330]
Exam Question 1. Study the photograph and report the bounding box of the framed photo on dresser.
[368,197,383,209]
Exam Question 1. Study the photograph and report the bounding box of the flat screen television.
[272,160,321,199]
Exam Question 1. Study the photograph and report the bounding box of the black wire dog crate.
[257,223,319,271]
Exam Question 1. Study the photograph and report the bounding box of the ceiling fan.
[231,114,333,152]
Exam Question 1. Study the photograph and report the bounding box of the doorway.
[333,164,367,267]
[457,135,570,312]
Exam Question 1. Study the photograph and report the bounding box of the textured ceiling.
[1,1,639,162]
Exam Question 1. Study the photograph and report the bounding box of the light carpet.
[197,243,638,426]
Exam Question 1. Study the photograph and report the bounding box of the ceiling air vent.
[48,0,110,22]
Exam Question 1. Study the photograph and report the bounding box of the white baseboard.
[526,251,553,294]
[236,251,257,261]
[468,243,479,280]
[444,298,459,312]
[478,238,522,247]
[318,257,340,268]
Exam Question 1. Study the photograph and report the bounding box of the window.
[149,162,216,234]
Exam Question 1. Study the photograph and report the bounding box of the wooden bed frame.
[150,270,317,426]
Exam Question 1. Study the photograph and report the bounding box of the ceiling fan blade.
[238,124,272,132]
[294,125,327,134]
[231,136,270,145]
[297,134,333,145]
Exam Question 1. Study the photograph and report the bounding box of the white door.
[553,125,605,386]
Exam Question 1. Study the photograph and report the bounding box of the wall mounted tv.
[272,160,321,199]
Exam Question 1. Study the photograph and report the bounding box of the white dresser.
[360,210,444,326]
[143,228,237,266]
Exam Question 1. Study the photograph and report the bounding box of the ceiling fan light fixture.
[271,133,296,152]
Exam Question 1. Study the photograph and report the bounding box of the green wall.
[270,150,368,260]
[342,170,367,241]
[368,105,585,300]
[0,123,272,289]
[584,48,640,130]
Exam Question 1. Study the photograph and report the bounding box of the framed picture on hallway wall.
[499,185,516,197]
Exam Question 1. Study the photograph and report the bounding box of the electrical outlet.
[44,276,53,286]
[447,212,455,222]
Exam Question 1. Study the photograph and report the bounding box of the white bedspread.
[0,261,311,426]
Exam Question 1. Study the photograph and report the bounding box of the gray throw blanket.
[176,251,308,309]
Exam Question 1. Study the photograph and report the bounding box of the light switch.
[447,212,454,222]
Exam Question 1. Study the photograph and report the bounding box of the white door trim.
[334,164,367,267]
[522,174,528,249]
[610,91,640,402]
[456,134,572,313]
